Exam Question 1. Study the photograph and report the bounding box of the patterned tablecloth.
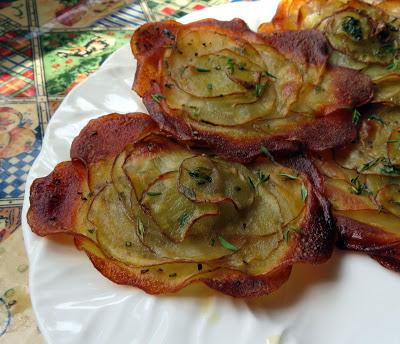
[0,0,253,342]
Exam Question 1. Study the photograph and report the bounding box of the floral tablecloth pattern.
[0,0,254,342]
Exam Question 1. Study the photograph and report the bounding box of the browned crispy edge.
[28,113,334,297]
[145,92,358,163]
[335,215,400,271]
[131,20,373,162]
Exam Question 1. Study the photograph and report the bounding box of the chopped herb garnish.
[196,68,211,72]
[188,167,212,185]
[162,44,175,49]
[188,105,200,116]
[88,228,95,234]
[342,16,363,41]
[256,171,270,184]
[255,83,265,97]
[315,85,324,93]
[207,83,213,90]
[368,114,385,125]
[386,58,400,71]
[350,176,368,195]
[146,191,162,196]
[352,109,362,125]
[141,269,149,274]
[278,172,298,180]
[165,83,173,89]
[169,273,177,278]
[381,164,400,175]
[197,263,203,271]
[137,218,145,241]
[125,241,132,247]
[360,157,382,172]
[391,200,400,206]
[284,225,299,243]
[264,71,277,79]
[234,186,242,192]
[248,176,255,190]
[300,181,308,202]
[178,213,190,228]
[218,236,238,251]
[260,145,275,161]
[210,238,216,247]
[227,58,234,74]
[151,93,165,103]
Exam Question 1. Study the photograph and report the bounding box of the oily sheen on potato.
[259,0,400,105]
[28,113,334,297]
[131,18,373,163]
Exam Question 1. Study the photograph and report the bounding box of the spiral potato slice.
[259,0,400,105]
[132,18,373,163]
[28,113,334,297]
[313,106,400,271]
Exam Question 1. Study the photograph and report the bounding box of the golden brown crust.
[27,161,86,237]
[28,113,335,297]
[71,113,157,165]
[132,19,373,162]
[260,29,329,65]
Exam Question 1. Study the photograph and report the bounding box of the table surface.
[0,0,253,342]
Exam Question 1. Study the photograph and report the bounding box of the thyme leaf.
[218,236,238,251]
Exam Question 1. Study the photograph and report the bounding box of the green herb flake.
[137,218,145,241]
[278,172,298,180]
[255,84,265,97]
[196,67,211,72]
[88,228,95,234]
[227,58,235,74]
[352,109,362,125]
[146,191,162,196]
[141,269,150,274]
[260,145,275,162]
[125,241,132,247]
[164,83,173,89]
[151,93,166,103]
[256,171,270,184]
[342,16,363,41]
[178,213,191,228]
[381,164,400,175]
[360,157,382,172]
[248,176,256,190]
[218,236,238,251]
[315,85,324,93]
[169,272,177,278]
[368,114,385,125]
[264,71,277,79]
[284,225,300,243]
[210,238,216,247]
[162,44,175,49]
[386,58,400,71]
[188,167,212,185]
[350,176,368,195]
[207,83,213,90]
[300,182,308,202]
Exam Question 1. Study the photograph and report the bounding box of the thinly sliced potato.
[132,19,373,162]
[28,113,334,297]
[259,0,400,105]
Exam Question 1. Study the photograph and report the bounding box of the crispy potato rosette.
[131,18,373,162]
[313,105,400,271]
[28,113,335,297]
[259,0,400,105]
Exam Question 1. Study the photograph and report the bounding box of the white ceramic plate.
[22,1,400,343]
